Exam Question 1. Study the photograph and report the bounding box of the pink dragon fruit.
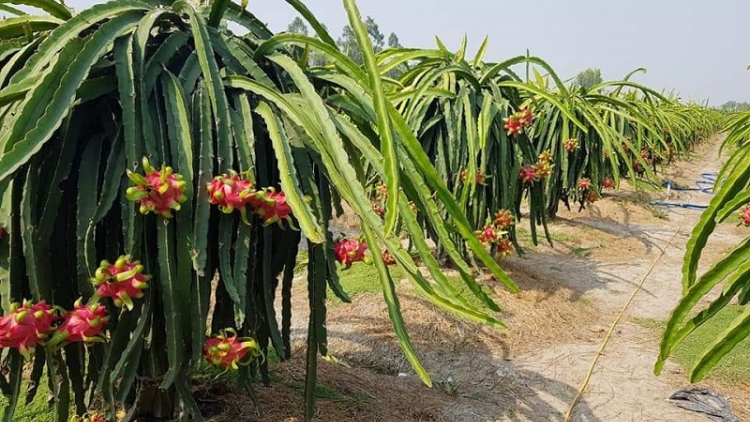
[0,300,57,356]
[602,178,615,189]
[91,256,150,310]
[333,238,368,268]
[207,172,257,224]
[47,301,108,347]
[519,166,537,185]
[577,178,592,191]
[126,157,187,218]
[740,205,750,227]
[476,225,499,244]
[250,189,293,227]
[204,329,261,370]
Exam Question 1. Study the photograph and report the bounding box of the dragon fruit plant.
[0,0,512,420]
[658,105,750,383]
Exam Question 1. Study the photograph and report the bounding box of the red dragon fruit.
[47,301,108,347]
[382,251,396,266]
[476,225,499,244]
[577,178,592,191]
[519,166,537,185]
[334,238,368,268]
[126,157,188,218]
[91,256,150,310]
[204,329,261,370]
[564,138,579,152]
[460,170,484,185]
[494,210,514,230]
[602,178,615,189]
[207,172,257,223]
[740,205,750,227]
[372,202,385,218]
[517,108,534,127]
[250,188,293,227]
[0,300,57,356]
[504,116,523,136]
[496,238,514,259]
[585,191,600,204]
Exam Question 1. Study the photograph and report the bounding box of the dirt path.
[207,137,748,422]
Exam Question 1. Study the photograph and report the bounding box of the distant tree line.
[718,101,750,111]
[286,16,404,76]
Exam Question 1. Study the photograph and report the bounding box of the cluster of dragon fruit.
[0,158,279,370]
[475,209,515,258]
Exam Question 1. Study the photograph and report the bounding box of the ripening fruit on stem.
[476,225,499,244]
[0,300,57,357]
[564,138,579,152]
[519,166,537,185]
[577,178,592,191]
[503,116,523,136]
[91,256,150,310]
[382,251,396,266]
[207,172,257,224]
[494,210,514,230]
[376,184,388,198]
[126,157,187,218]
[333,238,368,268]
[496,238,514,259]
[250,188,294,227]
[372,202,385,218]
[204,329,261,370]
[585,191,600,204]
[602,178,615,189]
[740,205,750,227]
[47,301,108,348]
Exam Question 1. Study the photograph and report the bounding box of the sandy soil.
[201,137,749,422]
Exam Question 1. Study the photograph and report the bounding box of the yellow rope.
[563,221,686,422]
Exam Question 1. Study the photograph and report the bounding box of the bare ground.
[201,137,750,421]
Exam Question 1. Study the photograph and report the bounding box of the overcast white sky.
[66,0,750,105]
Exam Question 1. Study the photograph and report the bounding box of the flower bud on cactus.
[740,205,750,227]
[250,188,293,227]
[494,210,514,230]
[91,256,150,310]
[496,238,514,259]
[0,300,57,357]
[333,238,368,268]
[207,172,257,224]
[204,329,261,370]
[48,300,108,347]
[376,184,388,198]
[577,178,592,191]
[126,157,188,218]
